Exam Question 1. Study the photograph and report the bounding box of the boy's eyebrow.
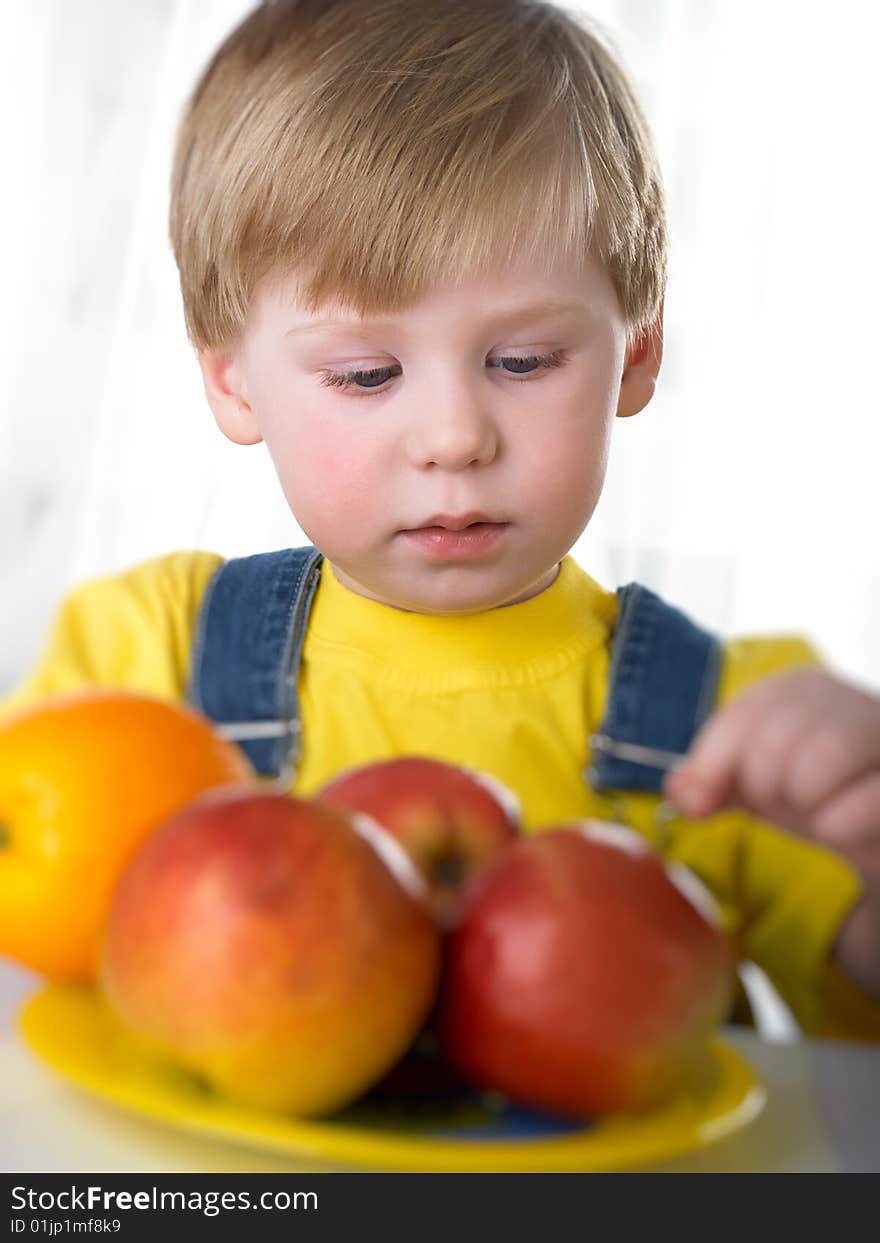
[285,300,592,338]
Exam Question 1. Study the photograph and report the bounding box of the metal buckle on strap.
[588,732,687,774]
[214,719,302,743]
[586,734,685,853]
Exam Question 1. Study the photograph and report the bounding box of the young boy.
[4,0,879,1039]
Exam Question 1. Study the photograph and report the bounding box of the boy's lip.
[404,511,505,531]
[400,520,509,560]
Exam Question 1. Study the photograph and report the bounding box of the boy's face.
[200,255,662,614]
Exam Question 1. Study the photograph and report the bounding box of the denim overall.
[187,545,722,796]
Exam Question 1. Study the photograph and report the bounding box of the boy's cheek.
[267,424,389,532]
[264,412,351,482]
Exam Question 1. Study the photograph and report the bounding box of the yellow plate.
[19,985,765,1172]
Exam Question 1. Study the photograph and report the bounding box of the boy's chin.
[333,560,554,615]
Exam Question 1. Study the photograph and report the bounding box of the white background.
[1,0,878,695]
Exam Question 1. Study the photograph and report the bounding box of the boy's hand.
[663,669,880,886]
[663,668,880,999]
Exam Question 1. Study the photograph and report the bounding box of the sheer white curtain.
[580,0,880,680]
[1,0,878,695]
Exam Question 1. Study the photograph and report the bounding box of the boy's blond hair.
[170,0,666,350]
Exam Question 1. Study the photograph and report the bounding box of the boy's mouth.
[400,514,510,560]
[405,512,504,532]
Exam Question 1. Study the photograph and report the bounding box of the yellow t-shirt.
[2,549,877,1039]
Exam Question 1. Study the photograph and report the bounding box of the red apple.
[317,756,520,923]
[99,787,442,1117]
[438,821,735,1118]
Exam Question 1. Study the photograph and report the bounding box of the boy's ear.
[197,348,263,446]
[616,301,664,419]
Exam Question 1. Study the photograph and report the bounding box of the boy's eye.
[487,352,568,376]
[318,349,569,395]
[319,364,402,392]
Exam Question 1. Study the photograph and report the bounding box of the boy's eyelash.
[318,349,570,395]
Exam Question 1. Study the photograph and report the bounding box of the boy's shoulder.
[107,548,226,611]
[1,550,226,719]
[55,548,227,648]
[599,572,823,710]
[717,630,825,708]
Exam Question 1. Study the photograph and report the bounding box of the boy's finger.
[783,721,879,813]
[734,700,819,813]
[666,670,837,818]
[667,679,785,816]
[810,770,880,847]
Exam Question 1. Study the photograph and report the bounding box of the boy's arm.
[0,551,224,720]
[661,803,869,1037]
[818,956,880,1042]
[733,822,880,1037]
[664,655,880,1033]
[654,632,880,1040]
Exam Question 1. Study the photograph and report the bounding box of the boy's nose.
[405,385,499,470]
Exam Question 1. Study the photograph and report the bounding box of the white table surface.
[1,959,878,1173]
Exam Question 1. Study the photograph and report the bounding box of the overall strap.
[187,545,324,781]
[588,582,723,794]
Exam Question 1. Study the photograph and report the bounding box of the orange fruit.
[0,690,256,983]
